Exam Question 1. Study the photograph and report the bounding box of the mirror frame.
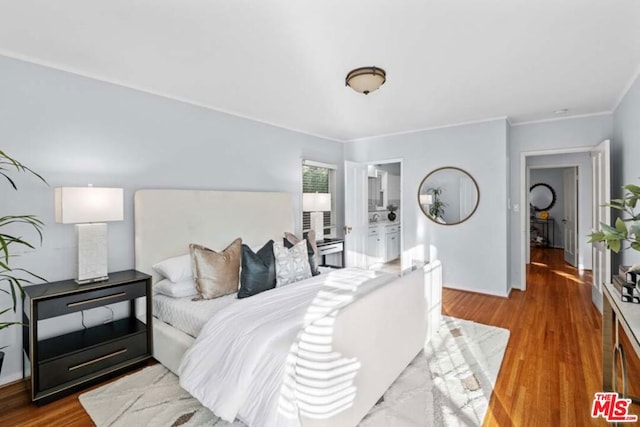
[529,182,556,212]
[417,166,480,226]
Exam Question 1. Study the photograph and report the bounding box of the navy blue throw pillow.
[239,240,276,299]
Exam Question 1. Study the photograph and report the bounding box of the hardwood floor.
[443,248,638,426]
[1,248,637,426]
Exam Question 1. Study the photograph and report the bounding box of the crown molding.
[612,63,640,112]
[347,116,509,143]
[510,111,613,127]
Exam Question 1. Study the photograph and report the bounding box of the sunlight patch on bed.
[277,269,378,420]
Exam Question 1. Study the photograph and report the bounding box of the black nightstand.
[316,238,345,268]
[22,270,153,404]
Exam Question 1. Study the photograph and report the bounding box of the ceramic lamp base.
[310,211,325,242]
[76,223,109,284]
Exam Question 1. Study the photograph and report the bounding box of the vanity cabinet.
[367,223,401,266]
[385,226,400,262]
[367,227,385,266]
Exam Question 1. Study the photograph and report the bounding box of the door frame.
[562,166,579,267]
[365,158,404,273]
[526,163,581,257]
[519,146,595,291]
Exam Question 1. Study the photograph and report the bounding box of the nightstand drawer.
[38,281,146,319]
[318,243,343,255]
[38,332,147,391]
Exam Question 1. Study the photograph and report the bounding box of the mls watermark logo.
[591,392,638,423]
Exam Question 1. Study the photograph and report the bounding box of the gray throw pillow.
[284,230,320,276]
[273,240,312,287]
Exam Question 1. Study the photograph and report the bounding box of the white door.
[344,161,368,268]
[563,167,578,267]
[591,139,611,311]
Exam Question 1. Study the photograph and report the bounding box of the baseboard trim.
[443,284,510,299]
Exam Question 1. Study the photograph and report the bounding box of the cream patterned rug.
[79,316,509,427]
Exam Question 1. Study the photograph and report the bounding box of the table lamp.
[303,192,331,241]
[54,187,124,284]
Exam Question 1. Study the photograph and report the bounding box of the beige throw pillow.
[273,240,312,287]
[190,238,242,300]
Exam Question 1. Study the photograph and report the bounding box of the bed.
[134,189,429,426]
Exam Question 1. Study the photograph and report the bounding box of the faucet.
[372,213,380,222]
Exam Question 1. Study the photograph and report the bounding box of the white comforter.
[179,268,394,427]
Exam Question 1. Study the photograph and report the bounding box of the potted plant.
[0,150,46,376]
[428,187,446,220]
[588,183,640,254]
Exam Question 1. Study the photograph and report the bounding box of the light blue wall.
[345,119,510,297]
[0,55,344,384]
[613,73,640,267]
[508,115,613,289]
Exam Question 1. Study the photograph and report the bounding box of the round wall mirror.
[529,183,556,211]
[418,166,480,225]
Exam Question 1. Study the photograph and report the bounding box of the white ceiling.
[1,0,639,141]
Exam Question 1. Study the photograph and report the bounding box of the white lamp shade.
[420,194,433,205]
[55,187,124,224]
[303,193,331,212]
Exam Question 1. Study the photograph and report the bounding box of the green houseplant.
[428,187,446,220]
[588,184,640,253]
[0,150,46,328]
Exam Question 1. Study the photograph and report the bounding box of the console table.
[530,217,555,248]
[602,282,640,402]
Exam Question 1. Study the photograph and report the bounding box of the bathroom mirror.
[418,166,479,225]
[529,183,556,211]
[368,168,388,210]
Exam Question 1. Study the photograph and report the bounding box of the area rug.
[79,316,509,427]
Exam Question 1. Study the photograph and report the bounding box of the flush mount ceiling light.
[345,66,386,95]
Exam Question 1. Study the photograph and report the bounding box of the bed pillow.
[239,240,277,299]
[284,230,320,276]
[154,278,198,298]
[152,254,192,282]
[273,240,312,287]
[190,238,242,300]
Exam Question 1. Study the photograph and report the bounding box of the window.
[302,160,337,237]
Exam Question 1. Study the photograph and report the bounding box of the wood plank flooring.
[1,248,637,426]
[443,248,638,426]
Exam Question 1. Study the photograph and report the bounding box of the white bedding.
[153,292,237,337]
[179,268,395,427]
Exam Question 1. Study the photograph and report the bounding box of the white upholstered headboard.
[134,189,294,284]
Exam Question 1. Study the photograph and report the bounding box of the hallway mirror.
[529,183,556,211]
[418,166,479,225]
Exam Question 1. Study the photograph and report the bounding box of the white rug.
[79,316,509,427]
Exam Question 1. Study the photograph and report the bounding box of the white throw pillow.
[154,278,198,298]
[273,240,312,287]
[152,254,192,282]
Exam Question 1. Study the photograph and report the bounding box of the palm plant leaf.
[0,150,47,328]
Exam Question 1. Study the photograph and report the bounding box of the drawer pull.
[68,348,127,371]
[67,292,127,308]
